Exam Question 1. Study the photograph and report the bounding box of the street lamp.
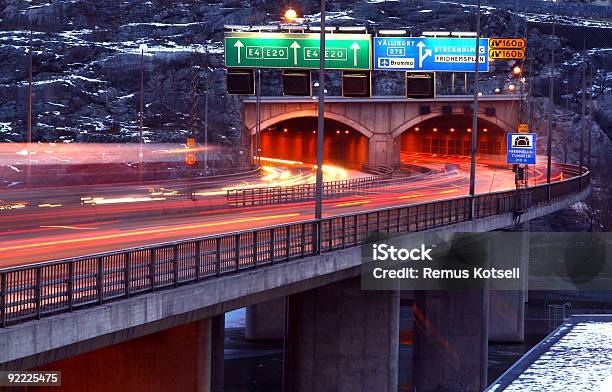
[314,0,326,237]
[284,7,298,23]
[27,30,33,188]
[512,65,522,76]
[139,43,148,183]
[546,0,557,201]
[468,0,481,219]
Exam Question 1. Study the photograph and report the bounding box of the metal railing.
[0,169,590,327]
[227,164,394,207]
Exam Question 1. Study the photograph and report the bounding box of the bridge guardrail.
[227,164,394,207]
[0,169,590,327]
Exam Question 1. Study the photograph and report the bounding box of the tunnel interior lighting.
[494,87,501,94]
[345,130,350,134]
[283,128,288,133]
[415,127,419,131]
[483,128,488,132]
[336,130,341,134]
[433,127,438,132]
[478,92,483,96]
[312,130,316,134]
[467,128,472,132]
[508,84,516,92]
[450,128,455,132]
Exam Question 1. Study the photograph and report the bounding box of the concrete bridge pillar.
[413,290,489,392]
[245,297,286,340]
[488,226,529,343]
[34,316,225,392]
[284,277,399,392]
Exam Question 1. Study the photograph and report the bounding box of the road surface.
[0,154,569,266]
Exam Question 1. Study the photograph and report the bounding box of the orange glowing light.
[344,130,349,134]
[433,128,438,132]
[483,128,488,132]
[467,128,472,132]
[336,130,340,134]
[450,128,455,132]
[283,128,288,133]
[284,7,298,22]
[415,127,420,131]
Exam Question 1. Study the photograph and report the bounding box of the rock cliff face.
[0,1,610,216]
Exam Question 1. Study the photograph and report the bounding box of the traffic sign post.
[373,37,489,72]
[224,32,371,70]
[507,133,536,164]
[185,153,198,167]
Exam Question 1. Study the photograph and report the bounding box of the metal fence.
[227,164,394,207]
[0,169,590,327]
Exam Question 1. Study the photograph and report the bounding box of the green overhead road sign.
[224,32,372,70]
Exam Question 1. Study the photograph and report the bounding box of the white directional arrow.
[290,41,301,65]
[233,40,244,64]
[417,41,432,68]
[350,42,361,67]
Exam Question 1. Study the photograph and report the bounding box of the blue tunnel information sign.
[373,37,489,72]
[507,133,536,164]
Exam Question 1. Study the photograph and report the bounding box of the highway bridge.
[0,95,592,391]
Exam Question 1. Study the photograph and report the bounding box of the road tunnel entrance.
[258,117,368,169]
[400,115,506,161]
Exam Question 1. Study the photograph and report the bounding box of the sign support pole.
[579,40,586,191]
[546,5,556,202]
[469,0,481,219]
[255,69,261,167]
[314,0,326,251]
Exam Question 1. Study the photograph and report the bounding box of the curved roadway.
[0,154,569,266]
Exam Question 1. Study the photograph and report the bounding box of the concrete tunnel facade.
[243,96,521,168]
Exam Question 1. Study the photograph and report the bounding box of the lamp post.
[588,64,593,169]
[255,68,261,167]
[579,42,586,189]
[204,60,209,173]
[468,0,481,218]
[139,43,147,183]
[546,2,556,201]
[314,0,326,223]
[27,30,33,189]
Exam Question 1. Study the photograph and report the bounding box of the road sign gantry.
[373,37,490,72]
[224,32,372,70]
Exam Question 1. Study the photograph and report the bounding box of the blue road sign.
[507,133,536,164]
[373,37,489,72]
